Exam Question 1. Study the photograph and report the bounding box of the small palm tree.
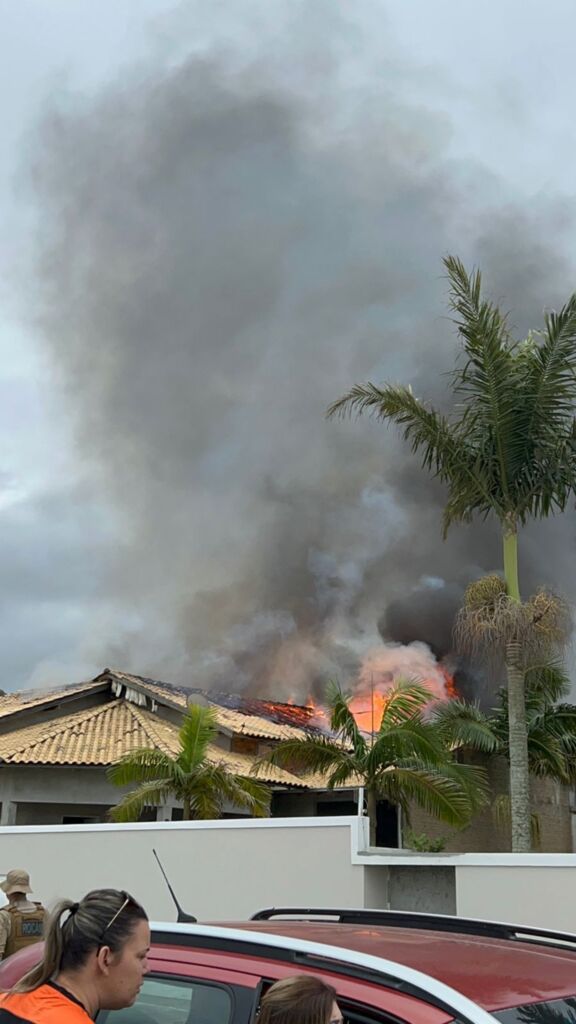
[108,703,270,822]
[328,257,576,851]
[260,681,488,846]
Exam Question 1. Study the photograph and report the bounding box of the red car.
[0,907,574,1024]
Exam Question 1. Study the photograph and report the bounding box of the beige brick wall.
[406,755,573,852]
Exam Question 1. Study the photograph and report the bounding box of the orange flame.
[348,690,391,733]
[280,645,457,735]
[306,645,456,734]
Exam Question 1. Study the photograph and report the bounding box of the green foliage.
[260,681,489,831]
[430,663,576,786]
[404,830,447,853]
[108,703,270,822]
[328,255,576,535]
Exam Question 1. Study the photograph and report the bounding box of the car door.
[97,962,258,1024]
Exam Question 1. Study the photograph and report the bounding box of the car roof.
[2,918,575,1017]
[213,920,576,1011]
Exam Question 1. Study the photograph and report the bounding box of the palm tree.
[328,256,576,850]
[433,663,576,786]
[261,681,488,846]
[108,703,271,822]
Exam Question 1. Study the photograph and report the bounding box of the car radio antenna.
[152,848,197,923]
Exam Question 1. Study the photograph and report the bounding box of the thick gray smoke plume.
[28,1,576,698]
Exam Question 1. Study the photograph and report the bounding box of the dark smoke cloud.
[26,0,576,696]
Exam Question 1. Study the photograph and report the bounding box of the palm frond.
[437,761,490,812]
[110,781,174,823]
[370,719,446,771]
[379,765,474,827]
[444,256,526,497]
[524,731,570,782]
[539,703,576,743]
[187,782,222,821]
[204,765,270,817]
[260,736,354,780]
[378,682,432,728]
[523,295,576,441]
[189,765,268,819]
[329,381,498,533]
[430,699,498,753]
[325,679,366,753]
[178,703,219,769]
[107,749,182,787]
[325,760,364,788]
[524,662,571,704]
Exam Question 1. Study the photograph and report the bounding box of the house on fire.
[0,669,361,829]
[0,668,572,851]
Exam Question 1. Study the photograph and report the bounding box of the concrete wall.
[455,865,576,931]
[1,816,576,932]
[0,818,368,921]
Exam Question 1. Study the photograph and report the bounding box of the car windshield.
[493,995,576,1024]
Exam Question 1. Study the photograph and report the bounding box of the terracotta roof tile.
[212,706,309,741]
[102,669,311,741]
[0,701,175,765]
[0,699,315,787]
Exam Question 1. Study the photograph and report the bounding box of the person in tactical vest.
[0,869,46,960]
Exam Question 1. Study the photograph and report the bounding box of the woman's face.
[329,1001,344,1024]
[100,918,151,1009]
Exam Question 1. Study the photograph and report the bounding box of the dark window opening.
[317,801,358,816]
[376,800,398,847]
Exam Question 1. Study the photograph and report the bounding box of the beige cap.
[1,869,32,896]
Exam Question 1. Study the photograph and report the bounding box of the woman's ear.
[96,945,113,975]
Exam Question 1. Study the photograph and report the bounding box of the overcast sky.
[1,0,576,693]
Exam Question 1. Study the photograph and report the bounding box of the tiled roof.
[99,669,312,741]
[0,681,104,720]
[100,669,189,709]
[0,699,314,787]
[0,701,172,765]
[212,705,309,741]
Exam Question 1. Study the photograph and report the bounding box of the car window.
[98,976,233,1024]
[256,983,411,1024]
[493,995,576,1024]
[342,1001,408,1024]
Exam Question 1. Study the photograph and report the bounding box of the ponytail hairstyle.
[259,976,338,1024]
[12,889,147,993]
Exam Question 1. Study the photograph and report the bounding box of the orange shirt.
[0,983,92,1024]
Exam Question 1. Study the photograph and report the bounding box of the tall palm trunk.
[366,788,378,847]
[183,797,192,820]
[503,524,531,852]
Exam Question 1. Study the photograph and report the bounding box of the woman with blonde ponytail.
[0,889,149,1024]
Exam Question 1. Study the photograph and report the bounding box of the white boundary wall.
[0,817,366,920]
[1,816,576,931]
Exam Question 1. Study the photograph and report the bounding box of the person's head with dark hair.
[259,976,342,1024]
[8,888,149,1018]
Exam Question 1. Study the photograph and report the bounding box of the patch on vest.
[20,920,43,937]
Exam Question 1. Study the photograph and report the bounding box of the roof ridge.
[0,680,103,705]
